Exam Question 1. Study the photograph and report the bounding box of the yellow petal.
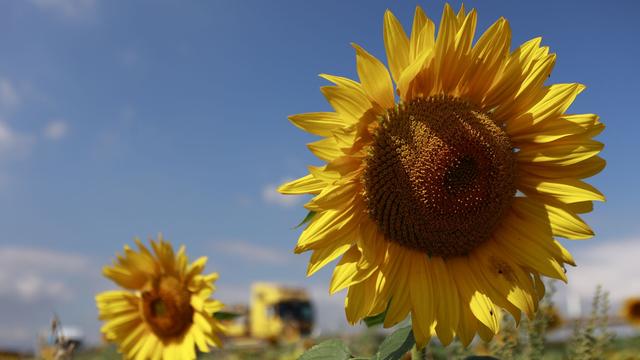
[477,322,496,343]
[513,196,594,240]
[102,266,146,290]
[449,258,500,333]
[507,83,586,134]
[431,257,459,346]
[510,113,601,144]
[492,213,567,281]
[461,18,510,103]
[397,46,434,100]
[305,181,358,211]
[409,253,435,349]
[346,272,381,323]
[517,138,603,166]
[383,246,411,327]
[307,137,343,162]
[330,246,377,294]
[357,218,388,268]
[308,165,340,183]
[533,273,546,301]
[383,10,410,84]
[456,298,478,347]
[519,156,606,180]
[278,173,325,195]
[288,112,347,136]
[352,43,395,109]
[566,201,594,214]
[499,215,568,270]
[488,39,556,121]
[456,4,467,23]
[319,73,361,90]
[432,3,457,91]
[307,237,355,277]
[474,246,536,318]
[518,176,605,204]
[321,85,371,124]
[410,6,433,60]
[434,6,477,93]
[296,204,358,253]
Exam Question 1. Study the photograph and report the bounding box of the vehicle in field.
[220,282,314,344]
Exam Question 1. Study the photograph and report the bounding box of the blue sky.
[0,0,639,349]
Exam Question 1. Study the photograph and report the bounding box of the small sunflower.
[96,235,224,360]
[622,297,640,326]
[280,4,604,346]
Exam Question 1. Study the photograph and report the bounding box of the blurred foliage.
[66,284,640,360]
[567,285,615,360]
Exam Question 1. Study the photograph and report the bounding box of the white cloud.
[215,240,290,265]
[0,79,20,109]
[566,237,640,302]
[28,0,97,20]
[43,120,68,140]
[0,246,90,302]
[262,182,303,207]
[0,121,33,159]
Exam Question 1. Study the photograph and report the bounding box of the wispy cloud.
[28,0,98,20]
[0,246,91,302]
[0,79,20,110]
[214,240,291,265]
[262,182,303,207]
[566,237,640,302]
[0,121,34,159]
[43,119,69,141]
[0,246,104,349]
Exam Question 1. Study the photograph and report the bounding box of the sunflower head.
[280,3,604,347]
[96,235,225,360]
[622,297,640,326]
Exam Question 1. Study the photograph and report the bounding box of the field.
[63,333,640,360]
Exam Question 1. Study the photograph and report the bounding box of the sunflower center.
[140,276,194,338]
[630,302,640,319]
[362,95,516,257]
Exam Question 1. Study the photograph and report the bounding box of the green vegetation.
[68,285,640,360]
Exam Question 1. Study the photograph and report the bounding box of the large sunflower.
[96,235,225,359]
[279,4,604,346]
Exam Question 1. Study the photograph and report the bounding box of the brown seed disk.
[631,302,640,319]
[140,276,194,338]
[362,95,516,258]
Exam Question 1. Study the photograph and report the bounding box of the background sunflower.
[96,236,224,359]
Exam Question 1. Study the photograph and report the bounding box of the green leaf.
[294,211,316,229]
[212,311,242,321]
[464,357,500,360]
[363,301,390,327]
[299,339,352,360]
[375,325,415,360]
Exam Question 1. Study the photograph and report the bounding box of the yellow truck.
[221,283,314,344]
